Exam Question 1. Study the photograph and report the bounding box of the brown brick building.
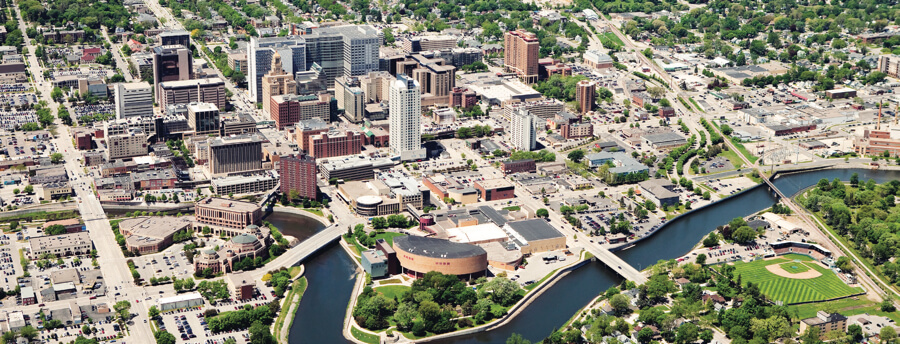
[500,159,536,175]
[393,236,487,279]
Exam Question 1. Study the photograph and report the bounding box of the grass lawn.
[351,326,380,344]
[727,256,862,304]
[503,206,521,211]
[778,261,811,274]
[604,32,624,46]
[300,208,324,217]
[718,150,745,169]
[344,236,364,256]
[288,266,304,278]
[373,232,405,246]
[375,285,411,299]
[788,297,900,322]
[729,137,759,164]
[379,279,403,285]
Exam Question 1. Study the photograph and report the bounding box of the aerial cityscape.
[2,0,900,343]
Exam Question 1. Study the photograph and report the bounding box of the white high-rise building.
[114,82,154,118]
[389,74,425,161]
[510,108,537,151]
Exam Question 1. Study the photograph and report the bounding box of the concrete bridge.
[582,244,648,284]
[250,224,344,280]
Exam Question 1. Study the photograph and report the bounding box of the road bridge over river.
[249,224,344,280]
[582,244,648,284]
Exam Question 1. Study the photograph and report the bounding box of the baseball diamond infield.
[726,254,863,304]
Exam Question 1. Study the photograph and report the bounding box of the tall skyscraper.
[303,25,381,88]
[114,82,154,118]
[152,45,192,94]
[510,108,537,151]
[576,80,596,115]
[389,74,425,161]
[248,26,381,101]
[248,36,307,102]
[261,51,298,117]
[335,76,365,123]
[280,154,318,200]
[504,30,540,84]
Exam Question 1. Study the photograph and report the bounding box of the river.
[279,168,900,344]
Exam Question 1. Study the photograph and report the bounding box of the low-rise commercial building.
[320,155,395,181]
[193,225,271,274]
[120,216,194,254]
[42,182,72,200]
[28,232,93,259]
[474,178,515,201]
[638,179,679,207]
[194,197,262,231]
[361,250,388,278]
[157,293,204,311]
[225,272,256,300]
[500,159,537,175]
[799,311,847,338]
[503,219,565,255]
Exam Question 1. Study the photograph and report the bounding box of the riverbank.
[341,249,595,344]
[274,265,306,344]
[268,205,331,228]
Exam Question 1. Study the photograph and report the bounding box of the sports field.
[727,254,863,304]
[779,261,810,274]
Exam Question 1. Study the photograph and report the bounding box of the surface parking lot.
[159,310,249,344]
[131,245,195,282]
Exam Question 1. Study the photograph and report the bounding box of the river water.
[278,168,900,344]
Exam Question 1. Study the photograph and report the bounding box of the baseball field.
[726,254,863,304]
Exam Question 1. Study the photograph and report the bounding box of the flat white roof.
[158,292,204,305]
[446,223,508,244]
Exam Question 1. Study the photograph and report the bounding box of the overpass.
[582,244,648,284]
[250,224,344,280]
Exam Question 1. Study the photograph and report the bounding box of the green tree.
[609,293,630,315]
[114,301,131,321]
[506,333,532,344]
[23,185,33,194]
[154,330,176,344]
[536,208,549,218]
[567,149,585,163]
[50,152,64,163]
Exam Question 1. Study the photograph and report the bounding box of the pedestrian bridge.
[583,244,648,284]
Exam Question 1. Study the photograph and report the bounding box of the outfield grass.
[728,256,863,304]
[376,285,411,299]
[778,261,811,274]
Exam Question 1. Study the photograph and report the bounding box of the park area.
[725,254,863,304]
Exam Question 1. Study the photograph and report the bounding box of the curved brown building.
[393,236,488,279]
